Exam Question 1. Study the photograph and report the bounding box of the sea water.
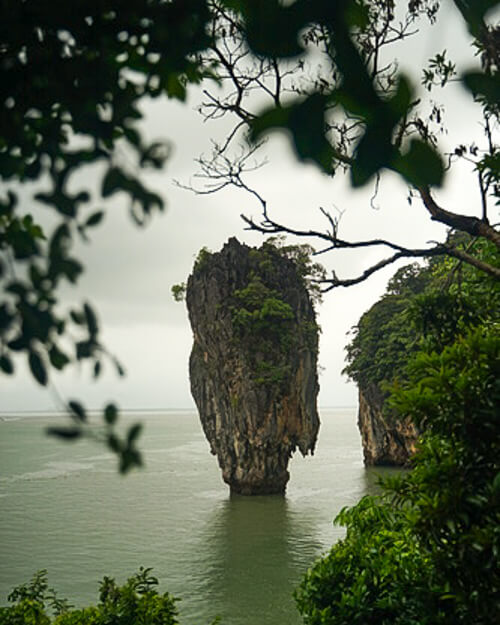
[0,408,392,624]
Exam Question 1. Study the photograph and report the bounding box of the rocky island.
[343,265,426,467]
[357,383,418,465]
[185,238,321,494]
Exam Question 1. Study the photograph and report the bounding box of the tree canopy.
[1,0,214,470]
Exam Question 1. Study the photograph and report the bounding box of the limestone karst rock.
[343,287,420,467]
[358,383,419,466]
[186,238,320,495]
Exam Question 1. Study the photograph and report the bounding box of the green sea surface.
[0,408,391,624]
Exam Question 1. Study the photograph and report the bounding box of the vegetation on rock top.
[182,237,324,393]
[343,233,499,407]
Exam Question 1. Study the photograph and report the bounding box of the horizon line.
[0,405,357,416]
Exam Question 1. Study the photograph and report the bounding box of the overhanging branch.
[241,192,500,288]
[321,247,446,290]
[418,186,500,249]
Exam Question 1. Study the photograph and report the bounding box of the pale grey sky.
[2,6,496,413]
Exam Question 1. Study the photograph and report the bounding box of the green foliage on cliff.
[261,237,327,306]
[295,238,500,624]
[171,283,187,302]
[231,276,294,342]
[0,568,201,625]
[193,247,213,273]
[182,238,323,392]
[231,275,295,388]
[344,235,500,392]
[229,240,322,390]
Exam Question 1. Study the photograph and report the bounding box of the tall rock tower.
[186,238,320,494]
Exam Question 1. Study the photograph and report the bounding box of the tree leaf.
[239,0,308,58]
[351,129,395,187]
[68,400,87,422]
[453,0,499,36]
[29,350,48,386]
[251,94,336,172]
[114,358,126,377]
[119,447,143,474]
[76,341,92,360]
[104,403,118,425]
[46,426,82,440]
[166,74,187,100]
[107,433,122,453]
[0,303,14,331]
[493,471,500,493]
[392,140,445,188]
[462,71,500,110]
[93,360,102,378]
[84,302,98,337]
[140,142,171,169]
[85,211,105,228]
[0,354,14,374]
[49,345,70,370]
[70,310,85,325]
[127,423,143,444]
[101,167,123,198]
[61,258,83,284]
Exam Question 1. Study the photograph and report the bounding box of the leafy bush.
[296,496,435,625]
[171,283,187,302]
[296,321,500,624]
[193,247,213,273]
[231,276,294,339]
[0,568,193,625]
[297,236,499,624]
[261,237,327,306]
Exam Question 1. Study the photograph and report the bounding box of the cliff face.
[358,384,419,466]
[186,238,320,495]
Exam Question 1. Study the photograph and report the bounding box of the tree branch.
[242,202,435,255]
[240,190,500,287]
[418,186,500,248]
[444,246,500,280]
[320,247,447,290]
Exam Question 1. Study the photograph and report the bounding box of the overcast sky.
[2,6,494,414]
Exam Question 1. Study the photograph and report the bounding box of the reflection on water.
[190,495,324,625]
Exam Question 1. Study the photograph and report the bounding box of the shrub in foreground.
[296,326,500,624]
[0,568,195,625]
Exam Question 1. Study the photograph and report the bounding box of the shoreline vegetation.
[0,569,201,625]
